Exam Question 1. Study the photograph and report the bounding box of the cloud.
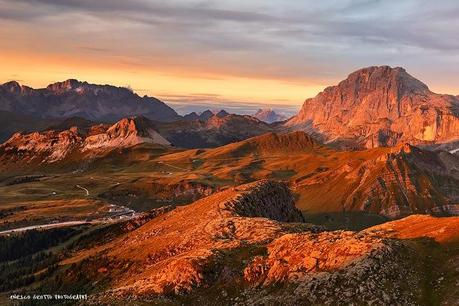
[1,0,459,99]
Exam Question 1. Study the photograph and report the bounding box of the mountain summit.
[0,79,180,122]
[253,108,287,123]
[286,66,459,148]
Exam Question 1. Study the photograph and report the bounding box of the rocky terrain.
[253,108,287,123]
[297,143,459,218]
[286,66,459,149]
[0,116,170,166]
[0,79,180,125]
[20,180,446,305]
[0,68,458,305]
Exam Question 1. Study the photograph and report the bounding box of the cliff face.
[286,66,459,148]
[0,116,169,165]
[83,117,170,151]
[0,128,83,163]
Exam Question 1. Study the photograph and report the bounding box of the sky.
[1,0,459,115]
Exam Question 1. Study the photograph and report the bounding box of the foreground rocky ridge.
[30,180,430,305]
[286,66,459,149]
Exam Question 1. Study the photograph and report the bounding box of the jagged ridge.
[0,116,169,165]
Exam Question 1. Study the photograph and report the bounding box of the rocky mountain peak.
[215,109,230,118]
[0,116,170,165]
[199,110,214,120]
[46,79,84,93]
[339,65,430,97]
[1,81,27,94]
[0,79,179,122]
[183,112,199,120]
[254,108,287,123]
[286,66,459,148]
[108,116,155,137]
[85,116,170,150]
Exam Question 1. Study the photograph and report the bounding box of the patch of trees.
[0,251,58,291]
[0,227,81,262]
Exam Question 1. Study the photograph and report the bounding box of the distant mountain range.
[183,109,230,121]
[154,112,273,148]
[2,65,459,150]
[0,79,180,122]
[0,80,276,145]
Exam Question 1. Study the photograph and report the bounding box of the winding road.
[76,184,90,196]
[0,184,139,236]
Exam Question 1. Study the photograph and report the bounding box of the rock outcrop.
[286,66,459,148]
[0,116,169,165]
[243,233,419,306]
[83,117,170,151]
[54,181,424,305]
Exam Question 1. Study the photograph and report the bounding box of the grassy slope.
[1,132,458,232]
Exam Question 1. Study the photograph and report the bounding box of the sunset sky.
[1,0,459,115]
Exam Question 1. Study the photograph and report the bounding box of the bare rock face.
[0,116,169,165]
[286,66,459,148]
[83,117,170,151]
[243,231,386,286]
[222,180,305,222]
[243,233,419,306]
[0,128,83,163]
